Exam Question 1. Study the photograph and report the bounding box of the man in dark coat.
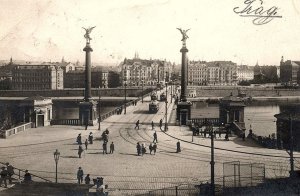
[153,131,158,143]
[176,141,181,153]
[136,142,141,156]
[78,145,84,158]
[88,132,93,144]
[110,142,115,154]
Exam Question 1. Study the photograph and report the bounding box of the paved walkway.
[0,88,299,195]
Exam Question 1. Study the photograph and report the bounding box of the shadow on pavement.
[232,137,263,148]
[87,152,103,155]
[61,156,78,159]
[119,153,139,156]
[133,110,150,114]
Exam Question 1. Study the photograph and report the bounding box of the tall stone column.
[176,28,192,125]
[83,43,93,101]
[79,27,97,127]
[180,47,188,102]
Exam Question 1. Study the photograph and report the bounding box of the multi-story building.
[236,65,254,81]
[11,63,63,90]
[254,62,279,83]
[188,61,238,86]
[120,53,172,86]
[280,56,300,84]
[64,67,109,88]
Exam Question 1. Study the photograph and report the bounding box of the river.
[191,101,300,137]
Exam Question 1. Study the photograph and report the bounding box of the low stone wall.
[188,86,300,97]
[0,87,155,98]
[1,122,33,138]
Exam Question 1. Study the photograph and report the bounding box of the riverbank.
[188,96,300,102]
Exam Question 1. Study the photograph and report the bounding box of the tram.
[149,101,159,113]
[160,93,166,101]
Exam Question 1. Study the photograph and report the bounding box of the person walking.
[77,167,84,184]
[176,141,181,153]
[149,143,153,155]
[77,134,82,145]
[135,120,140,130]
[85,174,91,185]
[84,139,88,150]
[141,143,146,156]
[151,121,154,130]
[0,167,8,188]
[159,119,163,130]
[88,132,93,144]
[136,142,141,156]
[6,163,14,184]
[103,142,107,154]
[110,142,115,154]
[78,145,84,158]
[153,143,157,155]
[153,131,158,143]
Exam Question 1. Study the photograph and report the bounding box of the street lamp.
[124,80,127,115]
[164,82,168,131]
[170,81,173,103]
[141,80,144,103]
[53,149,60,183]
[98,86,101,131]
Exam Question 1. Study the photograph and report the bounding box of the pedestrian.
[78,145,84,158]
[85,174,91,185]
[159,119,163,130]
[242,132,246,141]
[6,162,14,184]
[88,132,93,144]
[225,133,229,141]
[110,142,115,154]
[153,143,157,155]
[135,120,140,130]
[23,170,32,183]
[103,142,107,154]
[149,143,153,155]
[0,167,8,188]
[136,142,141,156]
[219,130,221,138]
[176,141,181,153]
[77,133,82,145]
[153,131,158,143]
[84,139,89,150]
[141,143,146,156]
[77,167,84,184]
[151,121,154,130]
[204,129,207,138]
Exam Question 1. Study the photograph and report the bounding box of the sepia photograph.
[0,0,300,195]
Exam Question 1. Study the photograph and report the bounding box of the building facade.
[120,54,172,87]
[12,63,64,90]
[236,65,254,81]
[280,56,300,84]
[188,61,238,86]
[64,68,109,88]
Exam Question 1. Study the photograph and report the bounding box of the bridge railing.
[0,122,33,138]
[0,161,52,183]
[50,119,81,126]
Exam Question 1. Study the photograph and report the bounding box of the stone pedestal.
[79,101,97,126]
[176,101,192,125]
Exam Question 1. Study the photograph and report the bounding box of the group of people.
[77,132,94,158]
[102,129,114,154]
[77,167,108,195]
[136,142,157,156]
[0,163,15,188]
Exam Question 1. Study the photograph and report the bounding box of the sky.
[0,0,300,66]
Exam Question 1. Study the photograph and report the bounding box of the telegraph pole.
[289,115,295,177]
[210,123,215,196]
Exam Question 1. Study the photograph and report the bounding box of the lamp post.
[289,115,295,177]
[142,80,144,103]
[98,86,101,131]
[53,149,60,183]
[124,80,127,115]
[164,82,168,131]
[210,124,215,196]
[170,81,173,103]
